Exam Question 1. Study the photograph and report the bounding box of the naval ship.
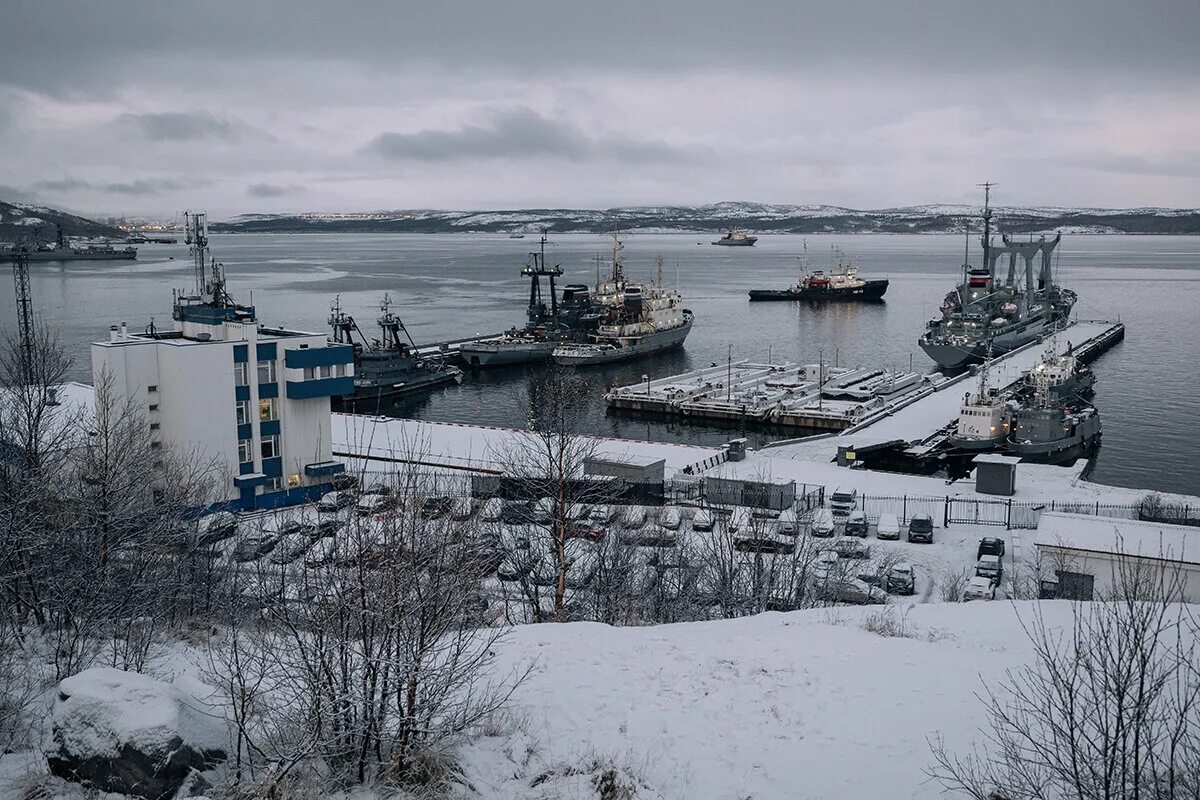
[749,245,888,301]
[458,233,599,368]
[919,185,1076,370]
[1006,358,1101,465]
[329,294,462,411]
[712,228,758,246]
[0,224,138,262]
[552,237,692,367]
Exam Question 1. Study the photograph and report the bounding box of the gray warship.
[0,224,137,262]
[458,233,598,368]
[919,184,1076,370]
[329,294,462,411]
[1006,358,1101,465]
[552,237,692,367]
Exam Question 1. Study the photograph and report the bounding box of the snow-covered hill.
[213,201,1200,235]
[0,201,127,243]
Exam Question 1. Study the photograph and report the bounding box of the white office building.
[91,213,354,510]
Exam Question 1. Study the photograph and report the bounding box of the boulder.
[46,667,227,800]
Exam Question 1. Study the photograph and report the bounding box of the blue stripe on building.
[284,345,355,369]
[259,382,279,400]
[237,423,253,440]
[262,457,283,477]
[286,376,355,400]
[233,344,248,363]
[235,384,250,402]
[256,342,277,361]
[260,419,281,437]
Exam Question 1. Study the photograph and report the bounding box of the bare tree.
[929,555,1200,800]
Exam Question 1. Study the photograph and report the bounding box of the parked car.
[315,518,343,538]
[829,488,858,518]
[692,508,715,531]
[976,554,1004,583]
[198,511,238,545]
[728,506,753,532]
[963,576,997,602]
[317,491,354,512]
[569,504,593,521]
[906,514,934,544]
[501,500,535,524]
[565,521,606,541]
[658,507,682,531]
[844,510,869,537]
[813,550,840,581]
[361,482,392,497]
[831,536,870,559]
[589,504,619,523]
[887,562,916,595]
[479,497,504,522]
[777,507,800,535]
[331,474,359,493]
[234,534,279,562]
[977,536,1006,560]
[814,577,887,605]
[449,497,475,521]
[420,496,454,519]
[270,534,315,565]
[356,493,397,516]
[275,518,313,538]
[621,505,647,529]
[810,508,836,537]
[531,496,555,523]
[875,512,900,540]
[304,537,340,568]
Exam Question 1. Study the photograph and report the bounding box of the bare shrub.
[860,606,916,639]
[938,565,972,603]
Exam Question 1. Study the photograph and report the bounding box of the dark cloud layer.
[247,182,304,197]
[368,107,693,164]
[118,111,247,142]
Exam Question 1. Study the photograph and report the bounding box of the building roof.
[974,454,1021,465]
[1034,512,1200,567]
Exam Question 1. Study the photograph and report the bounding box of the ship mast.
[977,181,994,283]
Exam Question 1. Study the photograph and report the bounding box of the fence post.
[903,495,908,522]
[1006,499,1012,530]
[1095,501,1099,516]
[942,496,949,528]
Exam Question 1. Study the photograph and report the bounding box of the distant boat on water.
[712,229,758,246]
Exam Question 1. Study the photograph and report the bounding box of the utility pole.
[727,344,732,402]
[12,247,33,384]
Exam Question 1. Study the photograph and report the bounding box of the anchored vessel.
[948,354,1010,452]
[919,184,1076,370]
[1006,358,1101,465]
[0,224,137,262]
[712,228,758,246]
[459,233,598,368]
[749,245,888,301]
[329,293,462,410]
[552,237,692,367]
[1015,341,1095,406]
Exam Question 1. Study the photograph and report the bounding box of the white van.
[829,488,858,518]
[875,512,901,540]
[658,507,682,531]
[810,508,836,537]
[692,508,715,531]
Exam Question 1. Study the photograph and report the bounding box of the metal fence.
[853,494,1200,531]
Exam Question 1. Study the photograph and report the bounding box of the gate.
[946,497,1011,528]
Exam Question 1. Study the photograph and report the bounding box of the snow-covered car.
[810,509,836,537]
[657,507,682,531]
[844,510,869,537]
[589,504,619,523]
[813,549,840,581]
[831,536,870,559]
[198,511,238,545]
[479,497,504,522]
[315,518,343,538]
[233,534,278,562]
[906,514,934,544]
[621,505,647,529]
[356,493,398,516]
[531,496,555,523]
[449,497,475,521]
[963,576,997,602]
[421,496,454,519]
[569,504,593,522]
[777,507,800,535]
[692,508,715,531]
[304,536,340,568]
[814,577,887,605]
[875,512,900,540]
[887,562,916,595]
[270,534,315,565]
[728,507,753,533]
[317,490,354,512]
[975,554,1003,583]
[501,500,535,524]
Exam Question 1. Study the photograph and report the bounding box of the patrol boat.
[329,294,461,410]
[712,228,758,246]
[552,238,692,367]
[919,184,1076,370]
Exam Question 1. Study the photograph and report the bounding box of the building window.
[234,361,249,387]
[238,438,253,464]
[287,473,301,488]
[265,476,283,492]
[236,400,250,425]
[336,363,346,377]
[150,441,162,450]
[147,384,158,393]
[320,364,332,379]
[257,359,276,384]
[303,366,316,380]
[259,397,277,422]
[149,422,160,431]
[148,403,159,412]
[260,434,280,460]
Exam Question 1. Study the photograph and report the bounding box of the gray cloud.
[104,178,201,196]
[247,182,305,197]
[369,107,694,164]
[31,178,93,192]
[117,111,246,142]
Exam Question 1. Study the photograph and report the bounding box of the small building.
[973,453,1020,496]
[91,213,354,510]
[1033,512,1200,601]
[584,452,666,485]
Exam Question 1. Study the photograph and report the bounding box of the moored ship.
[552,239,692,367]
[329,294,461,411]
[712,228,758,246]
[919,184,1076,370]
[749,245,887,301]
[0,224,137,262]
[1006,359,1101,465]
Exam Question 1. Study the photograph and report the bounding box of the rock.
[46,667,228,800]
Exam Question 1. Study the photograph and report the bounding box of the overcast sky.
[3,0,1198,218]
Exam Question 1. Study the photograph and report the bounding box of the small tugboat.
[948,353,1010,451]
[1005,357,1101,465]
[329,293,462,411]
[749,245,887,301]
[712,228,758,246]
[552,240,692,367]
[1017,340,1096,405]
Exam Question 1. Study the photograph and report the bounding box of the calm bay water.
[5,232,1198,497]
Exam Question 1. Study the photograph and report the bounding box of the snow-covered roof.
[1034,512,1200,566]
[974,454,1021,465]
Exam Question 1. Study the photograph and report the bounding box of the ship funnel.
[119,321,128,339]
[109,324,119,342]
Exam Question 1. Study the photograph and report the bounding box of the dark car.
[421,496,454,519]
[233,534,279,562]
[977,537,1006,560]
[331,474,360,493]
[844,510,869,537]
[500,500,535,525]
[276,519,313,538]
[315,518,344,538]
[906,514,934,544]
[198,511,238,545]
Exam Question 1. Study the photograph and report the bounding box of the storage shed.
[973,453,1020,496]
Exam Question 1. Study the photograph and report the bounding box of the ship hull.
[712,239,757,246]
[1,249,138,262]
[458,340,559,368]
[749,279,888,302]
[919,317,1051,370]
[553,316,693,367]
[332,369,461,411]
[1007,414,1101,466]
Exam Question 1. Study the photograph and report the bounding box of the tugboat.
[948,352,1010,451]
[459,232,598,368]
[749,245,887,301]
[1005,358,1101,465]
[712,228,758,246]
[552,239,692,367]
[1017,339,1096,405]
[919,184,1076,370]
[329,294,462,411]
